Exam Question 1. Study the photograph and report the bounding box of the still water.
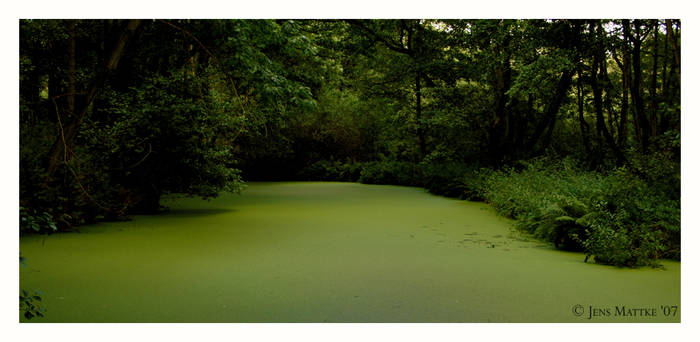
[20,182,680,322]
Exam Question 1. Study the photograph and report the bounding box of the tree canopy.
[20,19,680,266]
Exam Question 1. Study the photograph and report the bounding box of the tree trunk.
[665,19,680,73]
[415,71,426,159]
[577,67,592,160]
[631,20,650,151]
[46,19,141,177]
[601,57,617,137]
[660,19,678,134]
[67,20,76,120]
[528,68,573,152]
[650,20,659,137]
[405,20,426,160]
[617,20,631,150]
[541,69,574,149]
[592,22,625,165]
[661,21,668,94]
[489,56,511,164]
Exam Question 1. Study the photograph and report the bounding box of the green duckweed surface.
[19,182,680,322]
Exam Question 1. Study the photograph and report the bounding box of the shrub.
[296,160,340,181]
[298,160,489,195]
[20,206,58,234]
[358,161,423,186]
[482,156,680,266]
[581,168,680,265]
[19,256,46,320]
[298,156,679,267]
[422,163,490,200]
[297,160,364,182]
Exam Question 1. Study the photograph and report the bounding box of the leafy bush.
[20,256,46,320]
[299,155,680,267]
[20,290,45,320]
[422,163,490,200]
[296,160,362,181]
[482,157,680,266]
[581,168,680,265]
[20,206,58,234]
[358,161,423,186]
[298,160,491,199]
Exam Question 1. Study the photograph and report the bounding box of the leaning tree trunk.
[527,67,573,153]
[46,19,141,177]
[540,69,574,150]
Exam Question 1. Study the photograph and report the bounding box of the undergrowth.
[298,155,680,267]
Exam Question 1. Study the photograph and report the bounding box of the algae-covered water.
[19,182,680,322]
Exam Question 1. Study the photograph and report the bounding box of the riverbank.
[296,157,680,266]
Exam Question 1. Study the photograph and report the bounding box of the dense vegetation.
[20,19,680,267]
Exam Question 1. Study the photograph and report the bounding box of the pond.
[19,182,680,322]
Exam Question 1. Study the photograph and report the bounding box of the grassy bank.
[297,156,680,267]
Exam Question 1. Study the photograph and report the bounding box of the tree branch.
[157,19,251,141]
[47,19,141,177]
[347,20,411,55]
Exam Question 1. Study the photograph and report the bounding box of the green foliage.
[482,157,679,266]
[292,154,679,267]
[358,161,423,186]
[296,160,362,182]
[91,72,246,200]
[19,19,680,268]
[582,167,680,265]
[297,160,490,201]
[507,51,575,100]
[421,163,490,201]
[19,206,57,234]
[297,160,422,186]
[20,289,46,320]
[19,20,252,225]
[20,256,46,320]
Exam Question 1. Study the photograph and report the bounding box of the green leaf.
[554,216,576,224]
[575,212,597,227]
